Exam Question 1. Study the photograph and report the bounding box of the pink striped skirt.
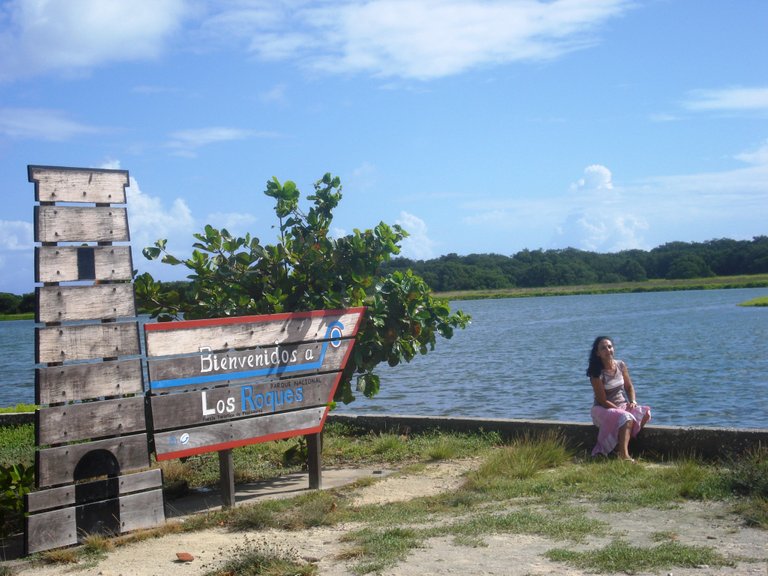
[590,403,652,457]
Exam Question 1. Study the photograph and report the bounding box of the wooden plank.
[147,339,352,390]
[149,372,338,431]
[36,359,143,404]
[36,245,133,283]
[29,165,128,204]
[119,468,163,494]
[36,321,140,363]
[307,433,322,490]
[36,433,151,488]
[35,206,129,243]
[37,397,147,445]
[25,484,75,514]
[26,469,162,513]
[219,450,235,509]
[26,490,164,553]
[119,489,165,533]
[26,507,77,554]
[153,405,327,460]
[144,307,365,357]
[37,284,136,323]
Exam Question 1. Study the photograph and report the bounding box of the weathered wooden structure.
[145,308,364,501]
[26,166,164,554]
[23,164,364,554]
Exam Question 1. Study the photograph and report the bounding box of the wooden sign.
[145,308,364,460]
[26,165,164,556]
[24,164,364,555]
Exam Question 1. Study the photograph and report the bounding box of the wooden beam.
[35,206,129,243]
[218,450,235,509]
[144,308,365,357]
[36,245,133,283]
[307,433,322,490]
[36,359,143,404]
[149,372,338,431]
[35,433,151,489]
[36,321,140,363]
[37,284,136,323]
[29,165,128,204]
[153,405,327,460]
[147,339,352,389]
[36,396,147,445]
[26,469,162,513]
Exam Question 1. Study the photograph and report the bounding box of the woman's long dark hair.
[586,336,612,378]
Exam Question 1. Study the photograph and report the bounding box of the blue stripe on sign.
[150,321,345,390]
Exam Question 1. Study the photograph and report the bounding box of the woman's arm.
[621,363,637,406]
[591,376,618,409]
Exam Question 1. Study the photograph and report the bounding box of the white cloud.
[347,161,379,191]
[556,209,649,252]
[396,211,436,260]
[558,164,648,251]
[204,0,632,80]
[1,1,632,83]
[735,140,768,166]
[683,87,768,112]
[166,127,258,157]
[571,164,614,191]
[462,209,509,226]
[0,108,101,141]
[0,221,34,294]
[99,158,122,170]
[0,220,33,251]
[126,177,196,277]
[205,212,258,237]
[260,83,288,104]
[0,0,187,81]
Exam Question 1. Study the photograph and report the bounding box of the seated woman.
[587,336,651,461]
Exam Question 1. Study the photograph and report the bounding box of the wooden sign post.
[144,308,365,504]
[23,164,364,553]
[26,166,165,555]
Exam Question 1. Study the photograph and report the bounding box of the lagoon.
[2,288,767,429]
[337,288,768,429]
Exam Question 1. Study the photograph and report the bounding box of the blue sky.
[1,0,767,295]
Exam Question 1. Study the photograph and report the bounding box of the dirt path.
[7,460,768,576]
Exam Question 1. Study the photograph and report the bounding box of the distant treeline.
[381,237,768,292]
[0,292,34,315]
[3,237,766,314]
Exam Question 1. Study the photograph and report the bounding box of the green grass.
[546,539,733,572]
[435,273,768,300]
[0,404,37,414]
[4,426,767,574]
[157,424,504,492]
[202,535,317,576]
[0,313,33,321]
[0,423,34,467]
[340,526,423,575]
[174,432,763,575]
[739,295,768,307]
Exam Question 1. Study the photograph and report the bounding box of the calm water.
[337,288,768,429]
[2,288,767,428]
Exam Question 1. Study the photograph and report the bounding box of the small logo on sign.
[329,323,343,348]
[179,433,190,445]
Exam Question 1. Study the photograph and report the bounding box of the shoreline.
[3,411,767,461]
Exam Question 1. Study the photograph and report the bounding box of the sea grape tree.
[135,173,469,403]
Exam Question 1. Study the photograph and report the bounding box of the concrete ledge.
[3,411,767,461]
[0,412,34,427]
[328,413,768,461]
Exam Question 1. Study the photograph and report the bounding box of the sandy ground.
[5,459,768,576]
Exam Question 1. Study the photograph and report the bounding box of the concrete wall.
[4,411,767,461]
[328,413,768,461]
[0,412,34,427]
